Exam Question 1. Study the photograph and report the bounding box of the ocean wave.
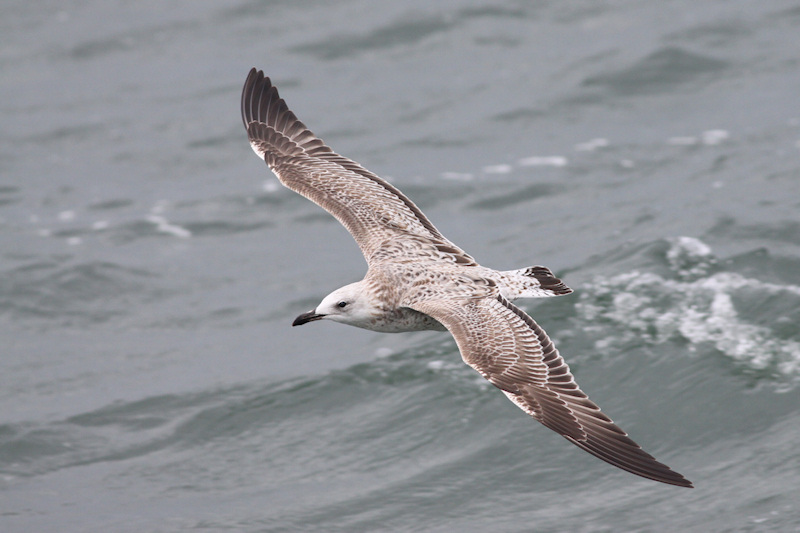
[0,260,158,325]
[574,237,800,385]
[0,340,483,480]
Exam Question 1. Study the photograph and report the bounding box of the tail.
[498,266,572,300]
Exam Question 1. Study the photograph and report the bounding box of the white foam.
[668,130,729,147]
[58,210,76,222]
[440,171,474,181]
[518,156,568,167]
[426,359,462,373]
[575,238,800,382]
[666,236,714,279]
[146,214,192,238]
[574,138,609,152]
[262,179,280,193]
[427,360,446,370]
[483,164,512,174]
[702,129,729,145]
[374,347,393,358]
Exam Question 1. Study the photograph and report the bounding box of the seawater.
[2,1,800,531]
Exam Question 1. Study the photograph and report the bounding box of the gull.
[240,68,693,488]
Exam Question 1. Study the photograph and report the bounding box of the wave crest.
[575,237,800,384]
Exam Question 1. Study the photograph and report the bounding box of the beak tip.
[292,310,324,327]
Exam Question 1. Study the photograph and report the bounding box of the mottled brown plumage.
[241,68,692,488]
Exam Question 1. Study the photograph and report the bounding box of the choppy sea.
[2,1,800,531]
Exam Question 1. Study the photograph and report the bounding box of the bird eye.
[337,301,347,308]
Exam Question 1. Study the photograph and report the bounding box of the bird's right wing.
[241,68,476,266]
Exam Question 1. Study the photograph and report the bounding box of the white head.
[292,281,379,329]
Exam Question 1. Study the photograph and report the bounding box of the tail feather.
[498,266,572,300]
[522,266,572,295]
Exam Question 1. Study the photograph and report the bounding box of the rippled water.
[3,1,800,531]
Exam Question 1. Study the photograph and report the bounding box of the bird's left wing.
[407,294,693,488]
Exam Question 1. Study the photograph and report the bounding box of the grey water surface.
[2,1,800,531]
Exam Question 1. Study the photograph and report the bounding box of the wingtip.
[241,67,274,130]
[653,469,694,488]
[663,475,694,488]
[246,66,264,81]
[564,434,694,488]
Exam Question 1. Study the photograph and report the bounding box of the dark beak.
[292,310,325,326]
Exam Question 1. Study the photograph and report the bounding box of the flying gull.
[240,68,693,488]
